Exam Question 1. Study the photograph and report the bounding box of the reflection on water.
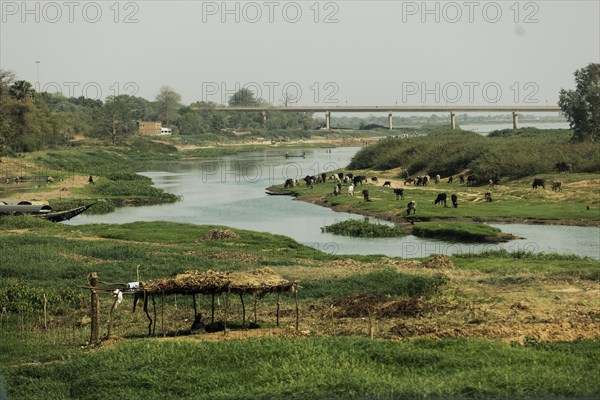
[65,146,599,259]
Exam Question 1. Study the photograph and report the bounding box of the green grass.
[321,219,409,237]
[412,221,504,242]
[290,178,599,223]
[1,337,599,399]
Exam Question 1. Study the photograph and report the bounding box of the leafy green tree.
[559,63,600,142]
[228,88,258,107]
[94,95,140,145]
[155,86,182,127]
[0,69,16,98]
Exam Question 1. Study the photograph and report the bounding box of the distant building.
[138,121,162,136]
[138,121,172,136]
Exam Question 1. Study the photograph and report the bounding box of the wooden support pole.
[253,293,257,324]
[294,285,299,333]
[43,293,48,331]
[143,292,152,337]
[152,295,157,335]
[240,293,246,329]
[106,293,119,339]
[276,292,280,327]
[161,290,165,337]
[224,287,230,335]
[88,272,99,344]
[211,294,215,324]
[193,294,197,316]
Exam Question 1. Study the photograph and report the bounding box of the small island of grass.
[412,221,515,243]
[321,219,409,238]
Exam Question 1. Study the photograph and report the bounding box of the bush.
[321,219,408,238]
[348,128,599,177]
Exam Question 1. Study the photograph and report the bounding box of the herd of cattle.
[283,173,564,216]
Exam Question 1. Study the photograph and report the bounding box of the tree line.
[0,72,316,154]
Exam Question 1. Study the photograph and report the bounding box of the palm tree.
[9,80,35,100]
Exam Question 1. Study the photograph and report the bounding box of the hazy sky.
[1,0,599,106]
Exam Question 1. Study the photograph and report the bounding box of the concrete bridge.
[212,105,563,130]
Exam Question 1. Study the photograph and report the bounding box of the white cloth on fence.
[113,289,123,308]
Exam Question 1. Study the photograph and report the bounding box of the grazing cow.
[393,188,404,200]
[451,194,458,208]
[434,193,448,207]
[348,184,354,196]
[383,181,391,187]
[434,174,441,184]
[404,177,415,185]
[422,176,429,186]
[448,176,453,184]
[362,189,370,201]
[347,173,354,180]
[406,201,417,215]
[467,175,476,186]
[353,175,367,186]
[371,177,378,184]
[338,172,344,180]
[485,192,493,202]
[552,180,562,192]
[415,176,423,186]
[333,185,340,196]
[284,178,294,189]
[321,173,327,183]
[459,174,465,184]
[532,178,545,189]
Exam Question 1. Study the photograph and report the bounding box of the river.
[65,146,600,260]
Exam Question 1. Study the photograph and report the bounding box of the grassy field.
[0,219,598,398]
[2,338,599,400]
[1,132,599,398]
[279,172,600,228]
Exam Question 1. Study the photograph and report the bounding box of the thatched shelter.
[136,268,298,336]
[140,268,295,297]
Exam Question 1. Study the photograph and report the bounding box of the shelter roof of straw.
[139,268,296,296]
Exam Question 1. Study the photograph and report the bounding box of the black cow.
[284,178,294,188]
[371,177,378,184]
[353,175,367,186]
[459,174,465,184]
[383,181,391,187]
[422,176,429,186]
[467,175,476,186]
[362,189,370,201]
[321,173,327,183]
[347,173,354,180]
[406,201,417,215]
[434,193,448,207]
[451,194,458,208]
[448,176,453,184]
[532,178,545,189]
[338,172,344,180]
[393,188,404,200]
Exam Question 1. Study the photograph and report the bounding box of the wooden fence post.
[88,272,99,344]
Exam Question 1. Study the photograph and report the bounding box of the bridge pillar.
[388,113,393,130]
[262,111,267,126]
[450,112,456,130]
[512,111,519,129]
[325,111,331,130]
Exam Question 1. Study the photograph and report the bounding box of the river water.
[64,146,600,260]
